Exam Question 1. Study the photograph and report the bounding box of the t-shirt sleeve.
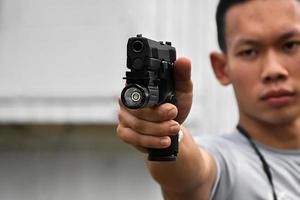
[194,135,237,200]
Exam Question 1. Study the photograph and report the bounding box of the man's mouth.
[260,89,296,107]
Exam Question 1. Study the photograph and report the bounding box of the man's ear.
[210,51,231,86]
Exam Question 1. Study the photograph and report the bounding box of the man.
[117,0,300,199]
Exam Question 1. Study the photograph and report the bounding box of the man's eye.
[282,41,300,51]
[238,49,257,57]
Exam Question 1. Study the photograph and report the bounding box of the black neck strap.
[237,125,278,200]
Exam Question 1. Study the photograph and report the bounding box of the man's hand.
[117,58,216,200]
[117,57,193,152]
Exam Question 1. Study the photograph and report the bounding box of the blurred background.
[0,0,238,199]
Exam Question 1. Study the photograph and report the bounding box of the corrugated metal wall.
[0,0,238,134]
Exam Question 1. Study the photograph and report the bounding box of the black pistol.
[121,34,178,161]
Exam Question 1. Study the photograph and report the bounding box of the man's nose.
[260,51,288,84]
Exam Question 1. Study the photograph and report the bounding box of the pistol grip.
[148,134,178,161]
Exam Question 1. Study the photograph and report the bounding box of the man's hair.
[216,0,249,52]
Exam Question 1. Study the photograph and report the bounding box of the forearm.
[146,126,215,199]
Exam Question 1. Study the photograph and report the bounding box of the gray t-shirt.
[195,130,300,200]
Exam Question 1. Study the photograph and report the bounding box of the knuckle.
[118,111,126,125]
[118,110,122,119]
[116,127,134,146]
[116,126,151,148]
[120,130,134,145]
[116,125,125,139]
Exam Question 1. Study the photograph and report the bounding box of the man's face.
[224,0,300,125]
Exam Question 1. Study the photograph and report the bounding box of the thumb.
[173,57,193,124]
[174,57,193,94]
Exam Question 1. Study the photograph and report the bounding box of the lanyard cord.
[237,125,278,200]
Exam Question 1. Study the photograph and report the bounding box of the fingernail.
[160,137,170,146]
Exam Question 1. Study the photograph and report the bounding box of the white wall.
[0,0,238,135]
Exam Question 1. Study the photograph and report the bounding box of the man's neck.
[238,116,300,150]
